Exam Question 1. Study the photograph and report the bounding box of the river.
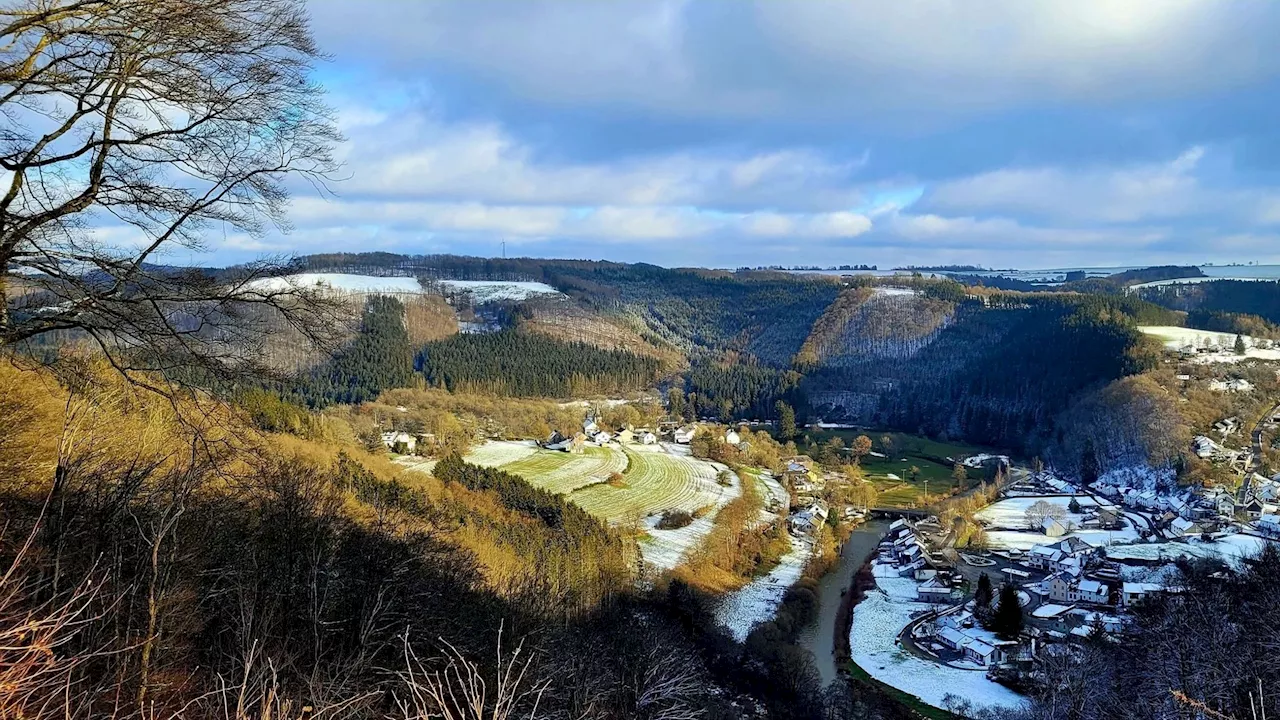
[798,519,888,686]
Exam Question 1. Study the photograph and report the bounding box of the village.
[851,456,1280,711]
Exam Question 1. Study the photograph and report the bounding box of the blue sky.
[204,0,1280,269]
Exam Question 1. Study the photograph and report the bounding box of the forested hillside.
[804,294,1173,452]
[294,295,416,406]
[1139,279,1280,328]
[417,329,665,397]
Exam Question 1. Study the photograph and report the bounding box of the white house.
[1121,582,1164,608]
[381,431,417,454]
[1257,514,1280,538]
[723,429,741,445]
[593,430,613,444]
[640,431,658,445]
[583,418,600,435]
[673,425,698,444]
[1074,579,1110,605]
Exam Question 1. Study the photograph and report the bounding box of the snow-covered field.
[462,440,540,468]
[714,535,812,641]
[437,280,561,302]
[874,287,918,297]
[1139,326,1280,363]
[977,495,1140,550]
[850,593,1026,712]
[638,461,743,570]
[245,273,423,295]
[1106,533,1269,568]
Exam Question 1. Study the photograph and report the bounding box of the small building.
[640,431,658,445]
[1042,516,1068,537]
[1257,514,1280,538]
[723,429,741,445]
[381,431,417,455]
[1121,582,1164,608]
[673,425,698,444]
[616,429,636,445]
[1074,579,1109,605]
[593,430,613,444]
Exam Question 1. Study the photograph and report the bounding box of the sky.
[203,0,1280,269]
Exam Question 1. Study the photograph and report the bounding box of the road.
[798,519,887,686]
[1241,400,1280,499]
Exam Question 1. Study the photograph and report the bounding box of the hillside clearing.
[500,446,630,494]
[462,440,540,467]
[571,444,737,523]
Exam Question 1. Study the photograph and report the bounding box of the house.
[723,429,741,445]
[593,430,613,444]
[640,431,658,445]
[1257,514,1280,538]
[937,627,973,652]
[917,577,952,602]
[381,431,417,454]
[548,432,587,454]
[1043,573,1075,603]
[673,425,698,444]
[1213,416,1241,436]
[1240,497,1266,520]
[964,639,1003,666]
[1074,579,1110,605]
[1168,517,1202,537]
[1121,582,1164,608]
[583,418,600,435]
[1192,435,1219,459]
[788,503,829,536]
[616,429,636,445]
[1042,516,1068,537]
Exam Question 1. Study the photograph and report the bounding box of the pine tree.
[1068,496,1083,514]
[992,583,1024,640]
[974,572,994,622]
[775,400,797,440]
[1235,333,1247,355]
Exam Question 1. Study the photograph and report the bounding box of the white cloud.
[329,107,867,213]
[309,0,1280,120]
[924,147,1280,227]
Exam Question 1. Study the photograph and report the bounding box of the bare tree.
[394,626,549,720]
[0,0,345,389]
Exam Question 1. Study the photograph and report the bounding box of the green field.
[569,447,723,522]
[803,430,1001,508]
[501,446,628,495]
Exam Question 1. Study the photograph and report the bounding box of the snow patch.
[850,593,1026,712]
[245,273,423,295]
[437,280,561,302]
[714,535,813,642]
[463,440,539,468]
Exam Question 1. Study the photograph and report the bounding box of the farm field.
[814,431,1001,508]
[570,445,734,522]
[462,440,539,467]
[500,446,629,494]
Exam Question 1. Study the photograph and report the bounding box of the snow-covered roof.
[1078,580,1106,595]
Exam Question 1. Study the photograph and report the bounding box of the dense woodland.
[1140,279,1280,328]
[417,329,664,397]
[293,295,416,406]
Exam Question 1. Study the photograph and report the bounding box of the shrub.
[656,509,694,530]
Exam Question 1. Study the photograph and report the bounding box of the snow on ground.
[1106,533,1270,568]
[1096,465,1176,492]
[1139,326,1280,363]
[977,495,1139,551]
[851,593,1026,712]
[437,280,561,302]
[715,535,813,641]
[963,453,1010,469]
[245,273,423,295]
[637,455,743,570]
[874,287,918,297]
[872,563,923,602]
[462,440,540,468]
